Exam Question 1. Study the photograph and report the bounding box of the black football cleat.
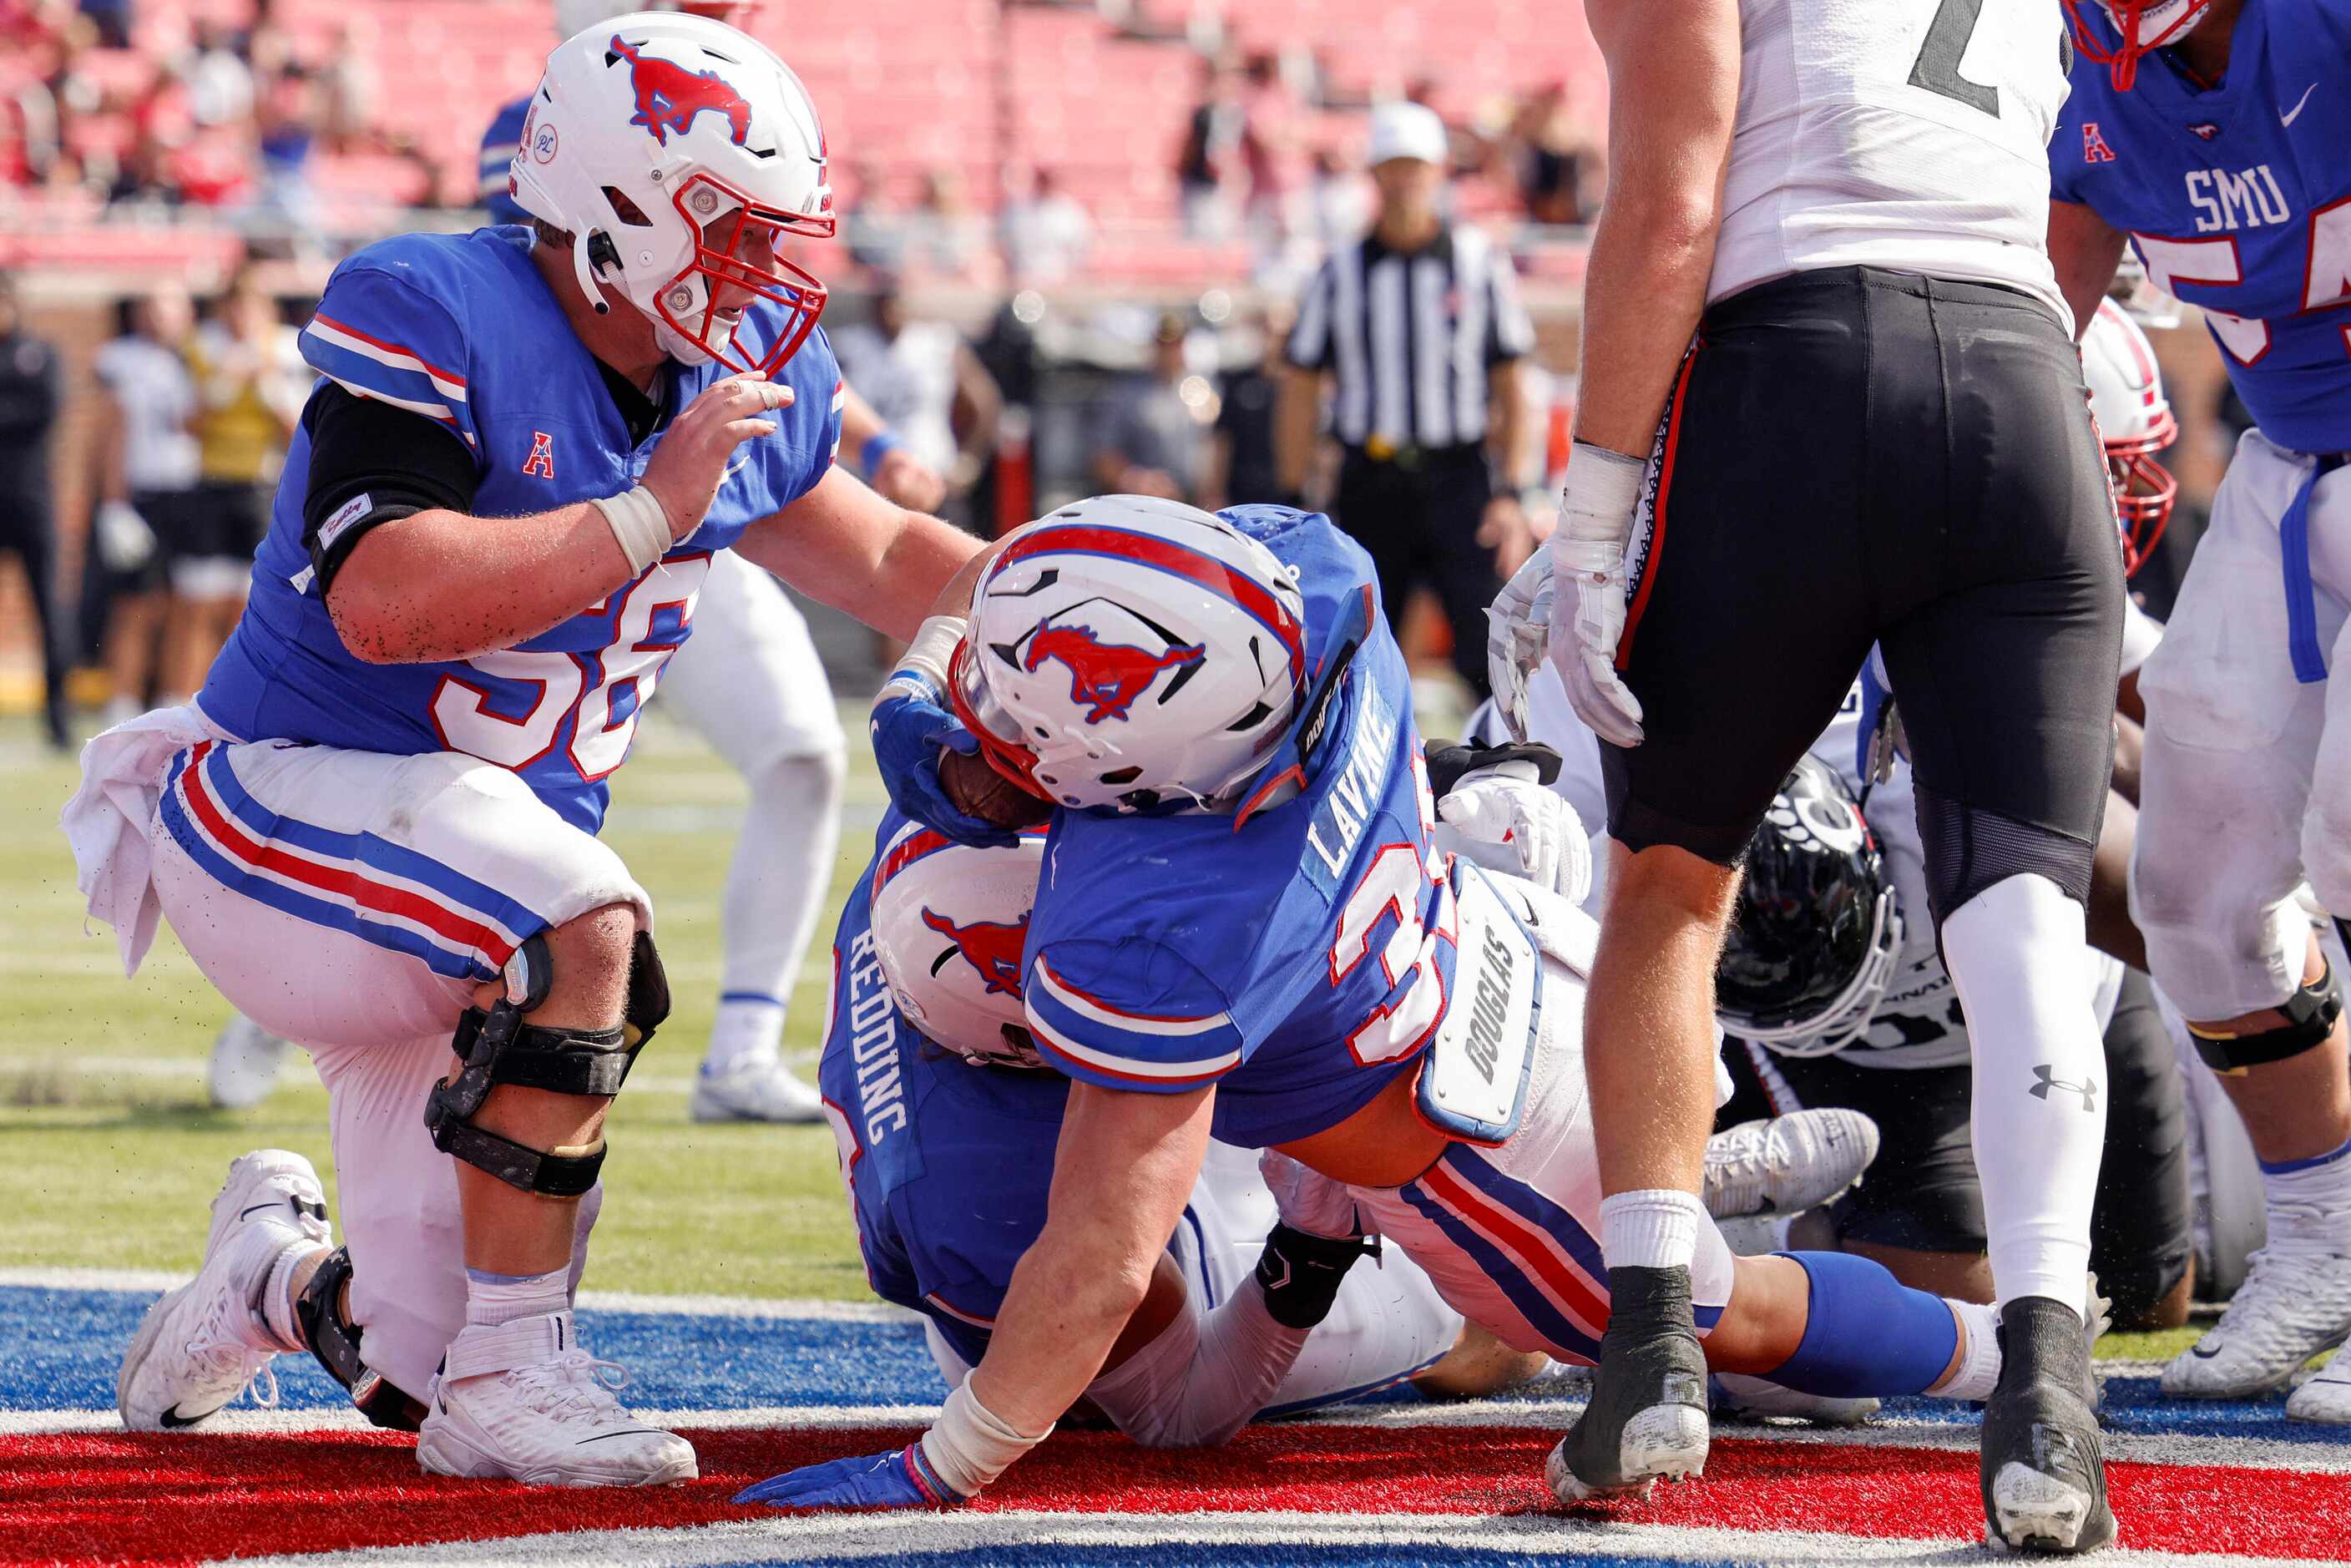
[1981,1294,2116,1554]
[1547,1264,1710,1502]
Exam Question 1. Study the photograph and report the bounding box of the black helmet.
[1716,755,1904,1056]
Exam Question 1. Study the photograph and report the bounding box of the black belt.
[1342,439,1484,472]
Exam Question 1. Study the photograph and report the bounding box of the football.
[939,745,1054,831]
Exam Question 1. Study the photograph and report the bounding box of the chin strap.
[573,228,614,316]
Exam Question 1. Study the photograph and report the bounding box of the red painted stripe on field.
[3,1425,2346,1565]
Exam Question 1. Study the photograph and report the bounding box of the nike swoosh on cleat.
[2283,83,2318,125]
[2192,1343,2222,1358]
[237,1202,283,1221]
[575,1429,663,1444]
[157,1406,214,1429]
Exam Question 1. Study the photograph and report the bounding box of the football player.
[778,775,1878,1474]
[62,13,981,1485]
[755,498,2074,1511]
[2045,0,2351,1424]
[1474,301,2196,1333]
[202,0,936,1124]
[1486,0,2127,1545]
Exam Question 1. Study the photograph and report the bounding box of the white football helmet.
[511,11,832,376]
[2081,298,2178,579]
[868,819,1049,1070]
[949,496,1309,814]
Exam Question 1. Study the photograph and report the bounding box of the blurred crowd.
[1,0,442,245]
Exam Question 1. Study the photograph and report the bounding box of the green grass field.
[0,709,2196,1359]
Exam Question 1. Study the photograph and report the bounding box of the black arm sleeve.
[301,382,482,592]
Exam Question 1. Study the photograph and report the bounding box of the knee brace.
[1913,783,2097,934]
[292,1247,428,1432]
[2187,959,2343,1074]
[423,929,670,1196]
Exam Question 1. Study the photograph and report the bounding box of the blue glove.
[733,1443,967,1510]
[869,675,1018,848]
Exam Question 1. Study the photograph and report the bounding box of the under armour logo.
[2030,1064,2099,1112]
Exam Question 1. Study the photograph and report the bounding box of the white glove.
[94,500,156,573]
[1543,443,1649,749]
[1258,1149,1368,1242]
[1437,761,1593,907]
[1484,547,1551,741]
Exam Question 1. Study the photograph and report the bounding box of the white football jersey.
[1711,0,2075,327]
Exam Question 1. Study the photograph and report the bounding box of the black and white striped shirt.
[1287,225,1535,452]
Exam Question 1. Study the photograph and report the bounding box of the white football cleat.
[119,1150,330,1430]
[207,1014,293,1110]
[2286,1355,2351,1424]
[417,1312,697,1486]
[2161,1196,2351,1399]
[689,1056,825,1124]
[1702,1110,1880,1220]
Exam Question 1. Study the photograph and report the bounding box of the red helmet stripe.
[992,524,1306,684]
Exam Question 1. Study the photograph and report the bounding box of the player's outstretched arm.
[736,1080,1214,1510]
[736,464,983,641]
[330,376,795,664]
[2048,200,2131,344]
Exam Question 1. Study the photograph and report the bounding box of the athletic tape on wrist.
[589,486,673,576]
[916,1374,1052,1499]
[895,614,968,695]
[1555,440,1646,550]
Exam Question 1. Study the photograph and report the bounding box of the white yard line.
[232,1510,2321,1568]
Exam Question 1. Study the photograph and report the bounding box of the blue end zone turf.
[4,1284,2341,1456]
[0,1286,947,1412]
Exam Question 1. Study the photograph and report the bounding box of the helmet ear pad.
[1716,755,1904,1055]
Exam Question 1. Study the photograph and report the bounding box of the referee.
[1279,101,1535,696]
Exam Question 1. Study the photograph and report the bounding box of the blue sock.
[1766,1252,1959,1399]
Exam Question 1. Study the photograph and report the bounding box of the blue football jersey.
[1021,507,1454,1149]
[196,226,844,832]
[818,810,1074,1367]
[2052,0,2351,453]
[479,93,532,225]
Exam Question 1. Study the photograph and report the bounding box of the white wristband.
[589,486,673,576]
[917,1373,1052,1498]
[898,614,968,694]
[1552,440,1648,555]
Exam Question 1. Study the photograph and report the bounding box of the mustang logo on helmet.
[611,35,752,147]
[1024,619,1206,724]
[922,908,1029,998]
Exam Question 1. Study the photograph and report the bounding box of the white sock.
[255,1240,328,1354]
[1931,1298,2000,1402]
[1944,873,2106,1310]
[705,994,786,1073]
[2261,1133,2351,1237]
[704,750,844,1074]
[464,1267,569,1329]
[1599,1189,1707,1272]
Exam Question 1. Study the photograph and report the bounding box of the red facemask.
[949,639,1057,803]
[2060,0,2217,90]
[2106,415,2179,577]
[655,170,831,377]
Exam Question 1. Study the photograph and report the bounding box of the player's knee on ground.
[427,913,671,1197]
[294,1245,429,1431]
[1410,1323,1550,1399]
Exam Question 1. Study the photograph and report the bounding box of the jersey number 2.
[1909,0,1999,119]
